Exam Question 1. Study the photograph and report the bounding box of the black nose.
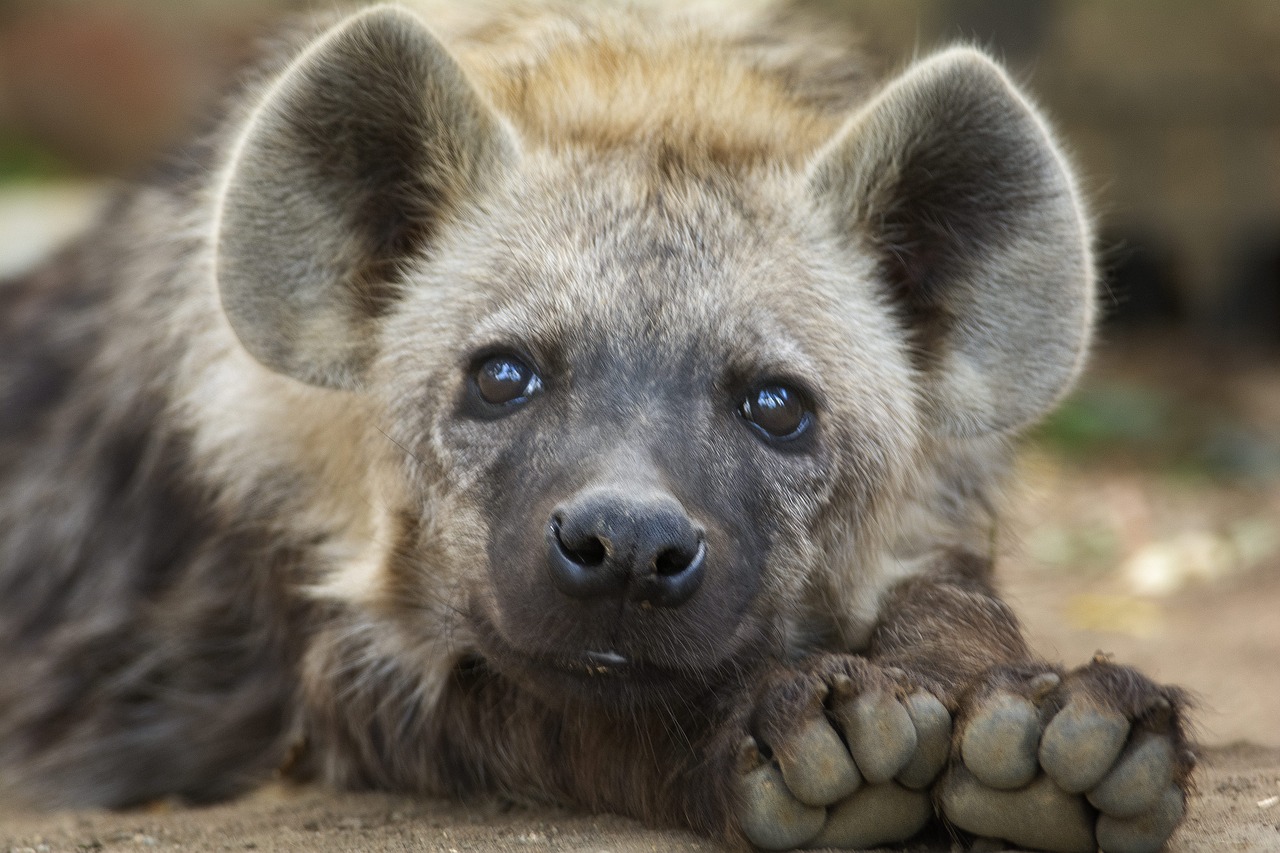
[547,488,706,608]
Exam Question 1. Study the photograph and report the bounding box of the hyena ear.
[214,5,515,389]
[808,47,1095,436]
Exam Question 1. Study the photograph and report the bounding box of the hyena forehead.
[438,0,862,166]
[390,153,911,406]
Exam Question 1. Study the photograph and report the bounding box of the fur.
[1,3,1187,849]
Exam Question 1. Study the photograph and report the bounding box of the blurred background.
[1,0,1278,747]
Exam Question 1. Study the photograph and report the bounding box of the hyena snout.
[546,488,706,608]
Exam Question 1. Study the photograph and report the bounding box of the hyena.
[0,2,1193,851]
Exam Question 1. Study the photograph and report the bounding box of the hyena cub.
[0,2,1192,851]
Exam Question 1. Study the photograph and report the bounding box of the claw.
[736,736,765,774]
[881,665,909,681]
[1029,671,1062,700]
[1142,696,1174,728]
[828,673,856,701]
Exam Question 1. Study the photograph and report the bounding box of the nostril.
[654,541,699,576]
[634,536,706,607]
[547,515,625,600]
[551,517,608,567]
[568,536,607,566]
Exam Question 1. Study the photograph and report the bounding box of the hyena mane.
[1,3,1193,852]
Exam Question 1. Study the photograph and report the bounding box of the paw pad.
[961,692,1041,789]
[737,743,827,851]
[808,782,932,849]
[1039,699,1130,793]
[940,764,1095,853]
[832,683,917,784]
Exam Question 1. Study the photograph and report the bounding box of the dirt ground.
[0,740,1275,852]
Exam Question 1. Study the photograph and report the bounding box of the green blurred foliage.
[0,134,74,183]
[1034,381,1280,484]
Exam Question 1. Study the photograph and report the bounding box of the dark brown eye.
[741,384,812,440]
[475,355,542,406]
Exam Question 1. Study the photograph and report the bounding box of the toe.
[736,738,826,850]
[833,683,917,784]
[939,765,1095,853]
[774,716,862,806]
[896,691,952,789]
[1096,785,1185,853]
[961,692,1041,789]
[1088,731,1176,817]
[1040,699,1130,793]
[805,783,933,849]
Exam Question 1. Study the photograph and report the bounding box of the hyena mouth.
[575,650,630,673]
[537,645,678,685]
[470,613,717,704]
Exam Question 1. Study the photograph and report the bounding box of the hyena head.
[212,5,1093,705]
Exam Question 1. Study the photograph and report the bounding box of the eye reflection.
[475,355,542,406]
[741,384,811,440]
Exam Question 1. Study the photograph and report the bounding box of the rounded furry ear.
[809,47,1095,436]
[214,5,515,389]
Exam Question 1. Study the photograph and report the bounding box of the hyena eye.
[740,384,812,440]
[474,355,543,407]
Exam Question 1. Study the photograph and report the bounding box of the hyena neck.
[75,185,398,596]
[809,433,1013,653]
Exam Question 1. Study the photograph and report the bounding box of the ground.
[2,190,1279,851]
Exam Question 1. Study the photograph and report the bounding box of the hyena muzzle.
[0,3,1193,852]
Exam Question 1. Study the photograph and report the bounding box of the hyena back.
[0,3,1192,851]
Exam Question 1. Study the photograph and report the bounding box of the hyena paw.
[732,656,949,850]
[939,657,1194,853]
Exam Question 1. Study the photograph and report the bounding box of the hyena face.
[213,5,1090,706]
[372,153,921,702]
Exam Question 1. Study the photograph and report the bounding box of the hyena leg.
[870,570,1195,853]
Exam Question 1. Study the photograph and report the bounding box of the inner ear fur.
[809,47,1095,436]
[214,4,515,389]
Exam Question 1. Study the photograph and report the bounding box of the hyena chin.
[1,2,1194,851]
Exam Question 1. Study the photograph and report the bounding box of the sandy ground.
[3,189,1279,850]
[0,741,1277,852]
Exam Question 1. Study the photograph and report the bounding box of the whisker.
[375,424,426,469]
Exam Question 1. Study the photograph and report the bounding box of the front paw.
[939,657,1194,853]
[730,655,950,850]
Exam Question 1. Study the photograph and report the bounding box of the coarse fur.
[0,2,1192,850]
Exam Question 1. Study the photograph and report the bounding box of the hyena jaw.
[2,3,1193,852]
